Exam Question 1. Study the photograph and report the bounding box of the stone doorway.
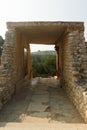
[0,22,87,123]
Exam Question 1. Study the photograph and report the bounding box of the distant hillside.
[31,50,56,55]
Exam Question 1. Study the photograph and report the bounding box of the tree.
[0,36,4,56]
[31,52,56,77]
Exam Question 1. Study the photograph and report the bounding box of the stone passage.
[0,21,87,123]
[0,78,84,123]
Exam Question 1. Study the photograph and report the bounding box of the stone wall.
[0,28,32,109]
[0,29,17,109]
[85,42,87,51]
[61,30,87,122]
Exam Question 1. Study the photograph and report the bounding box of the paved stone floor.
[0,77,86,130]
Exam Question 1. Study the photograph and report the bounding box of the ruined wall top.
[6,21,84,32]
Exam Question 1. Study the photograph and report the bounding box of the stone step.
[81,62,87,66]
[81,65,87,70]
[81,73,87,78]
[0,122,87,130]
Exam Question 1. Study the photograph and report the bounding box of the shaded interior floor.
[0,78,84,123]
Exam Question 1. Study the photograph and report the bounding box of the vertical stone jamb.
[55,45,59,78]
[27,44,32,79]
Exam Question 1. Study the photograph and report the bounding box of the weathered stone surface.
[60,30,87,123]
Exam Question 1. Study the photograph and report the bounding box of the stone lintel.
[6,21,84,30]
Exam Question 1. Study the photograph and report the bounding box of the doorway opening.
[30,44,56,78]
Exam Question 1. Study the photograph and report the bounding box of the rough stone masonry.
[0,22,87,122]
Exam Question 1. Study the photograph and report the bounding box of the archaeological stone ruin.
[0,22,87,122]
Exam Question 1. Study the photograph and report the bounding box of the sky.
[0,0,87,52]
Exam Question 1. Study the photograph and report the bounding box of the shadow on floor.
[0,78,85,127]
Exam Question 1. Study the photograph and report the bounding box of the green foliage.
[31,52,56,77]
[0,36,4,56]
[0,36,4,46]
